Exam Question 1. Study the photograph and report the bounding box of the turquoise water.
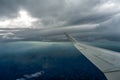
[0,41,118,80]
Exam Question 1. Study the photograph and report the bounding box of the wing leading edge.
[64,33,120,80]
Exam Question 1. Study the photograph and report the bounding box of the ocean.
[0,41,119,80]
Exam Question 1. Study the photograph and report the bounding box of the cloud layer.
[0,0,120,41]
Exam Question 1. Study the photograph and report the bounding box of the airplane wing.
[65,33,120,80]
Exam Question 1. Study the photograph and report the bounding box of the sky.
[0,0,120,41]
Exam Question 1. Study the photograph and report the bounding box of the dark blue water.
[0,41,118,80]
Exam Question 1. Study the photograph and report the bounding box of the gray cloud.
[0,0,120,27]
[0,0,26,18]
[0,0,120,41]
[23,0,120,27]
[22,0,117,27]
[96,14,120,33]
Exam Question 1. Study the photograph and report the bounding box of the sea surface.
[0,41,120,80]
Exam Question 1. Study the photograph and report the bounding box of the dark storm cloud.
[0,0,120,41]
[0,0,119,27]
[0,0,26,17]
[22,0,108,27]
[22,0,120,27]
[66,13,113,26]
[96,14,120,34]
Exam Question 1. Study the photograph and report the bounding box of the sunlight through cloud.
[0,9,39,28]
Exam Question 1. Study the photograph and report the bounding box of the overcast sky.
[0,0,120,41]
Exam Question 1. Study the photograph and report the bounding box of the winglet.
[64,33,77,43]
